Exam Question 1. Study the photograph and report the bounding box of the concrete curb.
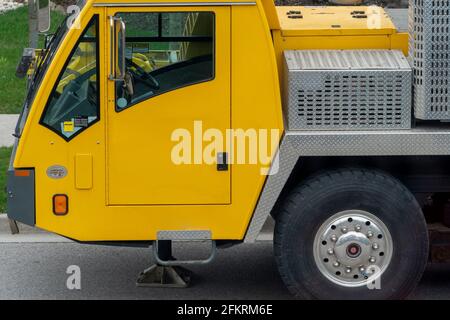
[0,233,73,243]
[0,114,19,147]
[0,1,24,15]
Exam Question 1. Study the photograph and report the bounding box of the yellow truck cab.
[7,0,450,298]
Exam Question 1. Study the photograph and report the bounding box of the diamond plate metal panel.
[286,50,411,70]
[409,0,450,120]
[157,230,212,241]
[244,137,298,242]
[284,50,412,131]
[244,127,450,242]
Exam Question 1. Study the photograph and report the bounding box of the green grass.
[0,147,12,213]
[0,6,64,114]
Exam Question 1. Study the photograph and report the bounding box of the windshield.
[29,0,88,95]
[15,1,88,137]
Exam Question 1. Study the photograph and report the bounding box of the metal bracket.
[136,265,191,288]
[9,219,19,235]
[217,152,228,171]
[108,16,126,82]
[153,240,217,266]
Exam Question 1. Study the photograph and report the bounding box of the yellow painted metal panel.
[106,6,231,205]
[391,32,409,56]
[92,0,253,5]
[277,6,396,36]
[75,154,93,190]
[260,0,280,30]
[13,0,409,242]
[13,2,282,241]
[228,3,284,236]
[14,4,109,240]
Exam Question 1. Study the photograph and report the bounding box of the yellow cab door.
[106,6,231,205]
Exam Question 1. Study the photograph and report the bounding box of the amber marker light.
[14,170,30,177]
[53,194,69,215]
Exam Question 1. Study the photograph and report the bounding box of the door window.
[115,12,214,111]
[40,17,99,140]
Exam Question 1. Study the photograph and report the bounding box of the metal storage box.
[409,0,450,120]
[283,50,412,131]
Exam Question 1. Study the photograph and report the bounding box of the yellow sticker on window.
[63,121,75,132]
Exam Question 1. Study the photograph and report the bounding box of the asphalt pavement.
[0,240,450,299]
[0,217,448,300]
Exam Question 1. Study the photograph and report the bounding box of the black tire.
[274,168,429,300]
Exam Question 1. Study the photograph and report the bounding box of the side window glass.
[41,17,99,140]
[115,12,214,111]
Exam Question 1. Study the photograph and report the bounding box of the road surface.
[0,239,449,299]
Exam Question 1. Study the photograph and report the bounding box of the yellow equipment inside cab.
[8,0,408,242]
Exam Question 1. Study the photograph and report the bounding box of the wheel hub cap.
[335,232,370,266]
[313,210,393,288]
[346,243,362,258]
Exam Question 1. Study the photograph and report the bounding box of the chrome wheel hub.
[313,210,393,287]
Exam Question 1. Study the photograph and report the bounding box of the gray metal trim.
[285,50,411,71]
[153,240,217,266]
[8,139,18,170]
[244,135,298,242]
[94,2,256,7]
[385,8,408,33]
[157,230,212,240]
[283,129,450,156]
[244,127,450,242]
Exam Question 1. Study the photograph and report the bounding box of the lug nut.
[372,243,379,250]
[345,267,352,274]
[327,248,334,255]
[369,256,376,263]
[331,235,338,242]
[355,225,362,232]
[333,261,340,268]
[341,227,348,233]
[359,266,365,273]
[367,231,374,238]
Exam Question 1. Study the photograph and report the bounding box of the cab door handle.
[217,152,228,171]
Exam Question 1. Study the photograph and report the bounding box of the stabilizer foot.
[136,265,192,288]
[9,219,19,235]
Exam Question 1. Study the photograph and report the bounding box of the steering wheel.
[125,58,160,90]
[45,68,97,126]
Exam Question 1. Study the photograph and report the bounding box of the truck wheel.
[274,168,429,299]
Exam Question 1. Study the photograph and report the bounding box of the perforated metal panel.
[284,50,412,131]
[409,0,450,120]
